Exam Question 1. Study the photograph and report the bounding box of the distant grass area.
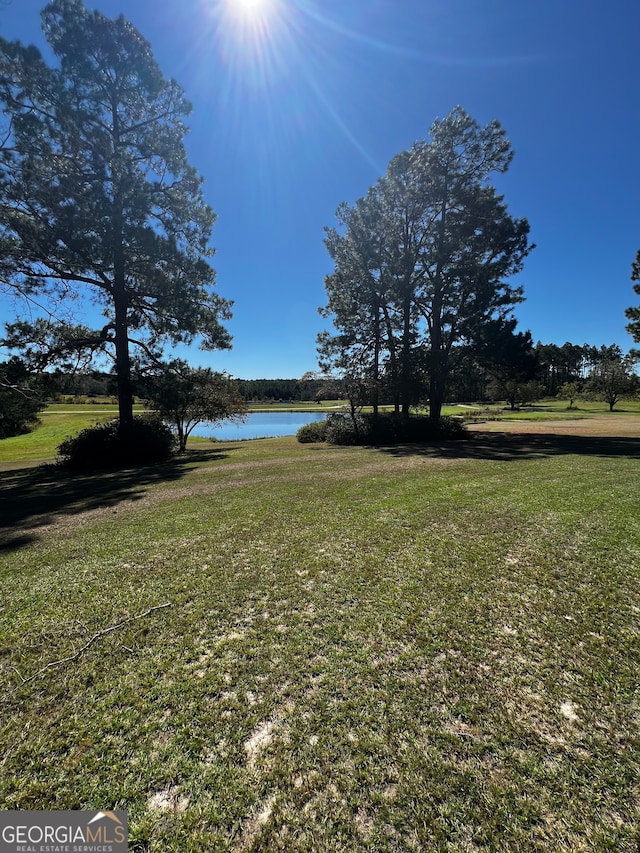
[1,425,640,850]
[1,398,638,467]
[247,399,350,412]
[447,399,640,421]
[0,410,112,464]
[0,406,147,465]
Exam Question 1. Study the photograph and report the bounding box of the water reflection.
[191,410,329,441]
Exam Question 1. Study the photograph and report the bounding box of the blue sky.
[2,0,639,378]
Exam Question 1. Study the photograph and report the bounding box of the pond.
[190,410,330,441]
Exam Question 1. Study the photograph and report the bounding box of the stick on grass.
[11,602,171,693]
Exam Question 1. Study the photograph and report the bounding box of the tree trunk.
[381,303,400,417]
[178,422,187,452]
[429,182,447,422]
[113,280,133,428]
[429,293,444,420]
[400,292,412,421]
[112,106,133,428]
[372,295,380,418]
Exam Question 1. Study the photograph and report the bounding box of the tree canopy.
[0,0,231,425]
[145,360,246,452]
[0,358,46,438]
[319,107,533,420]
[585,358,638,411]
[625,249,640,354]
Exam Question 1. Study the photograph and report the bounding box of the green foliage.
[488,378,545,410]
[475,320,540,409]
[324,412,369,444]
[56,416,176,469]
[0,1,231,425]
[324,412,466,445]
[296,419,329,443]
[320,107,532,419]
[144,360,246,452]
[625,249,640,347]
[237,375,343,402]
[584,359,638,411]
[0,359,46,438]
[557,381,581,408]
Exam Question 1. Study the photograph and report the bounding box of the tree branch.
[11,602,172,693]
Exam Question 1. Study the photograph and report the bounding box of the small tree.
[487,378,543,410]
[474,320,539,410]
[557,381,580,409]
[585,359,638,411]
[146,361,246,452]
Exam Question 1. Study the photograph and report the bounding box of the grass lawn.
[0,405,153,467]
[445,399,640,422]
[1,415,640,850]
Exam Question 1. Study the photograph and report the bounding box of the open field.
[1,412,639,850]
[2,398,638,469]
[473,413,640,438]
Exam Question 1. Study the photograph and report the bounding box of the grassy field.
[0,404,154,466]
[1,409,639,851]
[3,397,638,467]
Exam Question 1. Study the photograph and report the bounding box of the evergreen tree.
[0,0,231,426]
[319,107,533,420]
[0,358,46,438]
[625,249,640,353]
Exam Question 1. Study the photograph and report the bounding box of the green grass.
[446,399,640,422]
[5,397,638,467]
[0,405,148,466]
[0,410,113,465]
[247,399,351,412]
[1,424,640,851]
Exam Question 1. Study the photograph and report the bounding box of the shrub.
[400,415,467,442]
[57,416,176,469]
[324,413,370,445]
[296,420,328,443]
[324,413,466,445]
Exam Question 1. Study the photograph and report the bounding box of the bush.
[400,415,467,442]
[57,416,176,469]
[323,413,466,445]
[296,420,328,443]
[325,413,370,445]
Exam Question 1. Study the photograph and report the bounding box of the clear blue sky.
[2,0,639,378]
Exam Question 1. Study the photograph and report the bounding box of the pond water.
[190,410,330,441]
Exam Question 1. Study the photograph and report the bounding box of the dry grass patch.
[1,426,640,850]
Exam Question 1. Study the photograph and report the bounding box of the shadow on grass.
[0,446,238,552]
[375,431,640,462]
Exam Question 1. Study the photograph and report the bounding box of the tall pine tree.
[0,0,231,425]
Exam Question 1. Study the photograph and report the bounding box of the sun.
[225,0,272,19]
[204,0,293,93]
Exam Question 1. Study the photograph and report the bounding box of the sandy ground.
[470,413,640,438]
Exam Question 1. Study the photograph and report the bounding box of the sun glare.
[210,0,290,90]
[225,0,272,21]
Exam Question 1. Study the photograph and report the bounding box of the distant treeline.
[47,371,346,402]
[235,376,343,402]
[39,341,631,404]
[449,342,628,402]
